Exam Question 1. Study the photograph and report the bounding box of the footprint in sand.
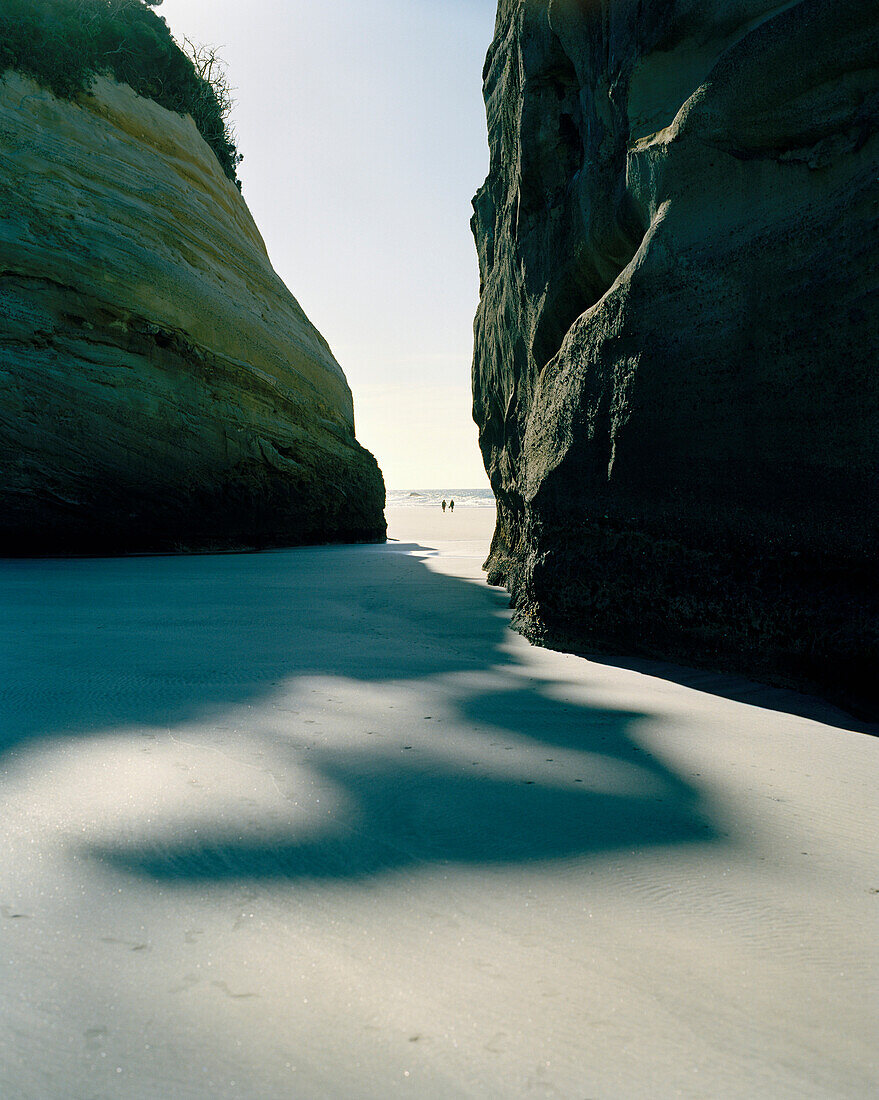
[212,980,259,1000]
[84,1026,108,1049]
[1,905,30,919]
[101,936,151,952]
[169,973,200,994]
[483,1032,507,1054]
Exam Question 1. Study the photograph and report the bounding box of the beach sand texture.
[1,506,876,1098]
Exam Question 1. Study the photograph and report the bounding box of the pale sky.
[156,0,497,489]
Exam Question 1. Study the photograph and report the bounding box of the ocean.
[386,489,496,509]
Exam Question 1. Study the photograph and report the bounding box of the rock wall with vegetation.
[0,0,241,182]
[472,0,878,712]
[0,54,384,552]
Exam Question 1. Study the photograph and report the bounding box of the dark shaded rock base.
[488,508,877,719]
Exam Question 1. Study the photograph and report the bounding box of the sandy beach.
[1,505,876,1098]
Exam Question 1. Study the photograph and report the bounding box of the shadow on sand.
[579,654,877,736]
[1,540,718,880]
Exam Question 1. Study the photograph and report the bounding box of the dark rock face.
[473,0,878,712]
[0,74,385,555]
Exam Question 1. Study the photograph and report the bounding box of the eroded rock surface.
[0,73,385,553]
[473,0,878,711]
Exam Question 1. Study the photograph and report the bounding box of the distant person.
[441,499,447,512]
[449,499,454,512]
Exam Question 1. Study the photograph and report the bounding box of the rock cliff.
[0,71,385,553]
[473,0,878,712]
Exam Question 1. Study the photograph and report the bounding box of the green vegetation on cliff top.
[0,0,241,184]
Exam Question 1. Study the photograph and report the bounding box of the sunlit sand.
[1,510,876,1097]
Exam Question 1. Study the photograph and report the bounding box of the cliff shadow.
[568,653,878,737]
[0,539,719,880]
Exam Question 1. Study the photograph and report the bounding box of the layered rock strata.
[473,0,878,711]
[0,72,385,554]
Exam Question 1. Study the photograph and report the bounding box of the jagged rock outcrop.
[0,72,385,553]
[473,0,878,712]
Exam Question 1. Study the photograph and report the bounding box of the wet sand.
[0,507,876,1098]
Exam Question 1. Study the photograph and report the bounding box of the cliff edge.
[0,70,385,553]
[472,0,878,712]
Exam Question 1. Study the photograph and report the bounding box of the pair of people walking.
[441,498,454,513]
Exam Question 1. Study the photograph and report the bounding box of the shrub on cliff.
[0,0,241,184]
